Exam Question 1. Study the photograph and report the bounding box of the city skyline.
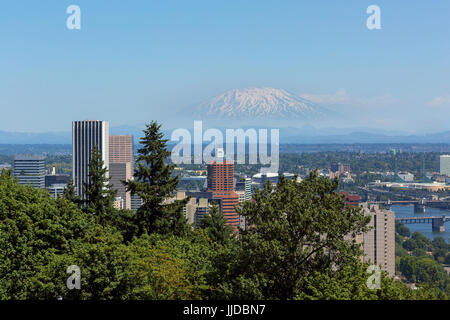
[1,1,450,305]
[0,1,449,133]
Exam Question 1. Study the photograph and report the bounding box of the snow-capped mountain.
[193,87,321,119]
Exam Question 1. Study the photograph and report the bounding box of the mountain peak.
[194,87,320,119]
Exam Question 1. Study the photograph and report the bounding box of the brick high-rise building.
[341,192,361,208]
[207,160,240,228]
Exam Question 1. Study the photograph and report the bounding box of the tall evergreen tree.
[83,146,117,225]
[198,203,234,246]
[62,178,83,206]
[124,121,189,236]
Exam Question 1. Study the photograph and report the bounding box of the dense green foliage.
[207,174,431,300]
[395,222,450,298]
[45,155,72,175]
[0,124,444,300]
[278,152,438,177]
[83,146,117,225]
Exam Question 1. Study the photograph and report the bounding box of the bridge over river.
[370,199,450,213]
[395,215,449,232]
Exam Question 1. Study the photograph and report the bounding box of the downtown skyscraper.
[109,135,134,165]
[109,135,134,209]
[72,120,110,198]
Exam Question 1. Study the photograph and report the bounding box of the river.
[391,205,450,242]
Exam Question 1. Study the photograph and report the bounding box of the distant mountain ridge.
[0,130,72,144]
[1,126,449,145]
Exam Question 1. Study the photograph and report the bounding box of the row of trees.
[395,222,450,298]
[278,152,439,178]
[0,121,440,299]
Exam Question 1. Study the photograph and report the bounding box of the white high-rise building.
[72,120,109,198]
[439,155,450,176]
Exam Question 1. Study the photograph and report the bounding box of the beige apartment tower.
[109,135,134,209]
[359,203,395,277]
[110,135,134,165]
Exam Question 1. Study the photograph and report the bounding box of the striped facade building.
[72,120,110,198]
[13,155,46,189]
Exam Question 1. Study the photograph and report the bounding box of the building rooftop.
[48,183,67,188]
[252,172,295,179]
[14,155,46,161]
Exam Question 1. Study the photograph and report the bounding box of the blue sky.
[0,1,449,132]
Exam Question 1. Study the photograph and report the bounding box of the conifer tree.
[198,203,234,246]
[62,178,82,206]
[124,121,189,236]
[83,146,117,225]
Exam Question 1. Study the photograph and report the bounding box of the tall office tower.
[109,162,133,209]
[207,160,240,229]
[13,155,46,189]
[72,120,110,198]
[109,135,134,166]
[439,155,450,176]
[109,135,134,210]
[358,203,395,277]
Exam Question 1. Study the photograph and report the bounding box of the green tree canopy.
[198,203,235,247]
[124,121,188,237]
[83,146,117,226]
[211,172,372,299]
